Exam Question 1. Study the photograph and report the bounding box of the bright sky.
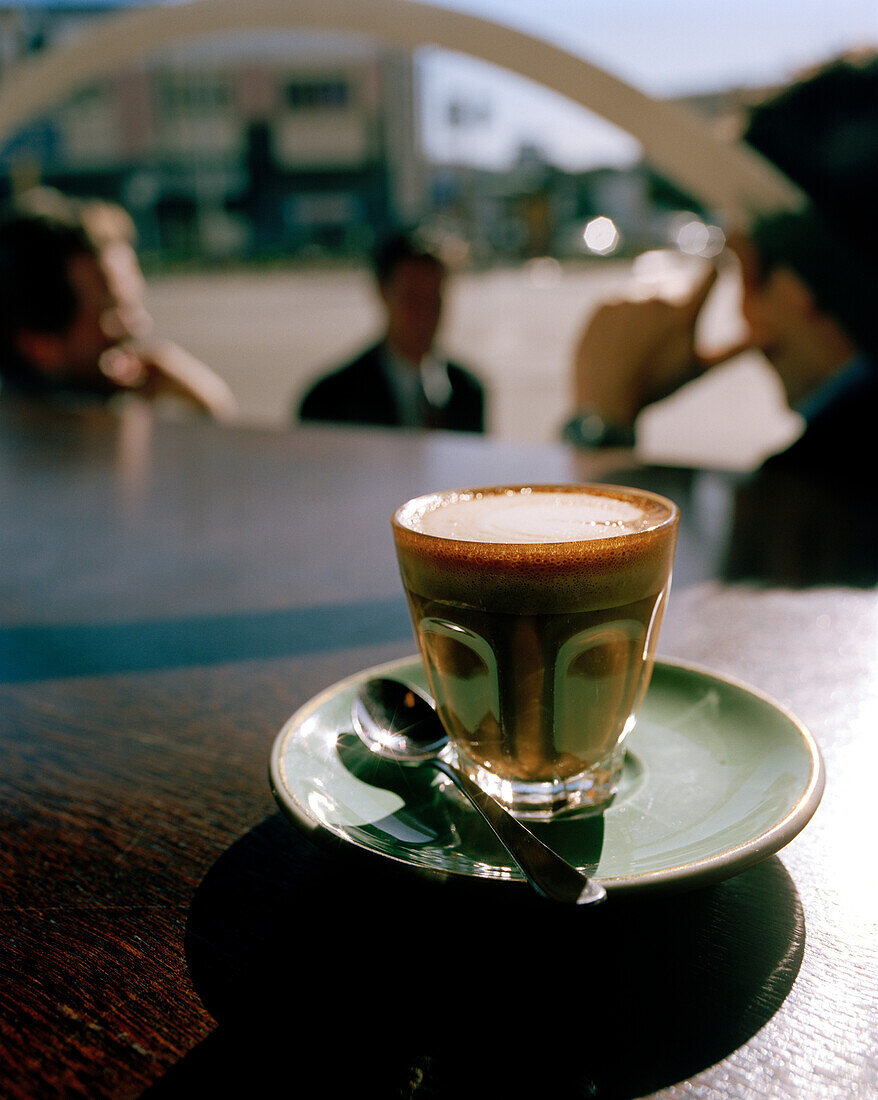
[417,0,878,168]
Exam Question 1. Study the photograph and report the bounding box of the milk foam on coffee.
[409,488,649,544]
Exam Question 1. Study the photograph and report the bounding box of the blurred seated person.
[565,52,878,586]
[297,228,485,432]
[565,52,877,476]
[0,194,237,421]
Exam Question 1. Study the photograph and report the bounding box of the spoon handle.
[424,759,606,905]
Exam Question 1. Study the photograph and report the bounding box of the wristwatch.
[561,410,636,449]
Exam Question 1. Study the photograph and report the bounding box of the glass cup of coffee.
[392,484,679,818]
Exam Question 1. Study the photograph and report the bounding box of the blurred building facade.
[0,4,426,261]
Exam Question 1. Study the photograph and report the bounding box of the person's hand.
[572,264,751,425]
[100,341,238,421]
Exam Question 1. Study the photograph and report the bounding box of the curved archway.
[0,0,803,222]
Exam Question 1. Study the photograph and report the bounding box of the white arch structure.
[0,0,805,223]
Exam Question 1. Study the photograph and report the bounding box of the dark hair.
[0,208,96,386]
[372,228,445,285]
[744,53,878,249]
[743,52,878,353]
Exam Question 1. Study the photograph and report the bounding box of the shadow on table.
[147,813,805,1098]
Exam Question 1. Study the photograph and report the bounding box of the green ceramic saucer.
[270,656,824,895]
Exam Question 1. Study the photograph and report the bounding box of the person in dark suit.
[296,229,485,432]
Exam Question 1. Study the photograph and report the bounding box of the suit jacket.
[297,342,485,433]
[723,363,878,586]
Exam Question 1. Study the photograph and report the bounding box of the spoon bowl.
[351,676,449,762]
[352,676,607,906]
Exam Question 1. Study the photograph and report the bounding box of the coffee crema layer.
[393,484,678,614]
[404,488,652,543]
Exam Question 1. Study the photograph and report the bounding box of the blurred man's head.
[0,206,137,396]
[735,51,878,401]
[373,229,446,365]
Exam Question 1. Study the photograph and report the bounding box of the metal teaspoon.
[351,676,606,905]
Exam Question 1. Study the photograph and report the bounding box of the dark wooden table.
[1,402,875,1098]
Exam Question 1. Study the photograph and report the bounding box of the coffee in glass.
[392,484,679,818]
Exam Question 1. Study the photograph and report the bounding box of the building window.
[157,75,232,115]
[285,79,349,110]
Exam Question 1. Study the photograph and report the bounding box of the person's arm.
[101,340,238,422]
[566,264,749,444]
